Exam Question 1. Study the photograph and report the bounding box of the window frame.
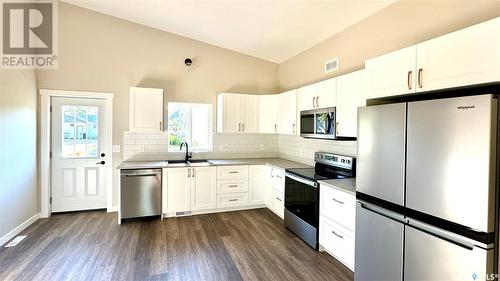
[167,102,213,153]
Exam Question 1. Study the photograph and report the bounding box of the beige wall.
[279,0,500,90]
[36,3,279,208]
[0,70,38,241]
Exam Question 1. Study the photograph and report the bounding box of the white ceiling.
[62,0,396,63]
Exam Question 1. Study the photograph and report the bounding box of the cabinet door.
[416,17,500,93]
[241,95,259,133]
[316,78,336,108]
[249,165,270,205]
[273,190,284,219]
[265,166,274,209]
[365,45,417,99]
[298,84,317,111]
[191,167,216,211]
[259,95,279,133]
[278,90,298,135]
[217,93,240,133]
[129,87,163,133]
[336,70,367,138]
[163,168,190,214]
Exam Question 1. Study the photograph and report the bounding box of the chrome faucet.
[180,142,192,162]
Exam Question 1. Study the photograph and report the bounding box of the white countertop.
[319,178,356,195]
[117,158,312,170]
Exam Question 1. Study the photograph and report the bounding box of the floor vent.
[175,211,192,216]
[4,235,26,248]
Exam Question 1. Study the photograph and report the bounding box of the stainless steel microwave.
[300,107,336,139]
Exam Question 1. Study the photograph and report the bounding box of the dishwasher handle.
[121,169,162,177]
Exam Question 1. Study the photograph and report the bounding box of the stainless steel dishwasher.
[120,169,162,220]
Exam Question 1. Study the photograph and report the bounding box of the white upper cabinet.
[259,94,279,134]
[298,84,317,111]
[415,17,500,92]
[316,78,337,108]
[129,87,164,133]
[278,90,298,135]
[241,94,260,133]
[217,93,259,133]
[298,78,336,111]
[336,70,367,138]
[366,17,500,99]
[365,45,417,99]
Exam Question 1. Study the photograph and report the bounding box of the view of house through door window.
[62,105,99,158]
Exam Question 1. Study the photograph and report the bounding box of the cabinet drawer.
[319,218,355,271]
[217,193,248,208]
[273,190,284,219]
[320,186,356,231]
[217,180,248,194]
[271,168,285,193]
[217,165,249,180]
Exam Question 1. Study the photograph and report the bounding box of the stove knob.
[341,159,345,163]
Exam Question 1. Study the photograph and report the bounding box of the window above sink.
[168,102,212,152]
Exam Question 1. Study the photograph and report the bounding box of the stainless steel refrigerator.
[355,94,498,281]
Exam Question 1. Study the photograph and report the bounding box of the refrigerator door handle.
[407,219,480,250]
[357,201,407,224]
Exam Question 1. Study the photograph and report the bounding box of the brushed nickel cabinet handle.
[418,68,423,88]
[407,71,413,90]
[188,169,191,178]
[274,124,277,132]
[276,197,282,202]
[160,121,163,131]
[229,171,238,174]
[229,199,238,202]
[331,230,344,239]
[229,185,238,188]
[316,96,319,107]
[192,168,196,177]
[312,97,316,108]
[332,197,344,204]
[293,123,296,134]
[242,123,245,132]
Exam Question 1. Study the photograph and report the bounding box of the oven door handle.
[285,173,318,188]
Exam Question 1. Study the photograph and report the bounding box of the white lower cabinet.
[162,167,216,215]
[319,183,356,271]
[264,167,286,219]
[216,165,250,209]
[191,167,217,211]
[217,193,249,208]
[249,165,270,205]
[162,168,191,214]
[320,217,355,271]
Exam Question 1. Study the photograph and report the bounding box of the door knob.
[96,161,106,165]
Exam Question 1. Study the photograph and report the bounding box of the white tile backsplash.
[122,132,279,161]
[278,134,357,166]
[122,132,356,165]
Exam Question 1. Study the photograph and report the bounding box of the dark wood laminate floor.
[0,208,353,281]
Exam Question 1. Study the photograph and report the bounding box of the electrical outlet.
[112,145,121,153]
[138,145,145,152]
[219,145,229,151]
[260,145,265,151]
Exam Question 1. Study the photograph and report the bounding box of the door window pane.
[62,105,99,158]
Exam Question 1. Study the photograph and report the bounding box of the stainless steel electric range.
[284,152,356,249]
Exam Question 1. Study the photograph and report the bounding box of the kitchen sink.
[166,159,212,167]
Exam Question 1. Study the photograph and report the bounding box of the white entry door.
[51,97,108,212]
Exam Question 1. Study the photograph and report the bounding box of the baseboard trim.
[107,206,119,213]
[0,213,40,246]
